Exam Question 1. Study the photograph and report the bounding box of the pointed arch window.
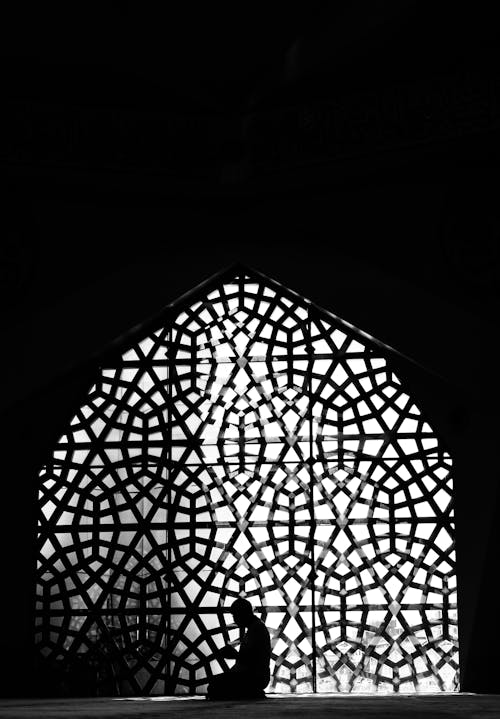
[36,267,459,695]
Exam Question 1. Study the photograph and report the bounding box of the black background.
[1,2,499,694]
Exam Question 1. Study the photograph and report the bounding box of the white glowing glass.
[36,270,459,696]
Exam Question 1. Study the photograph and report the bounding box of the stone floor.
[0,694,499,719]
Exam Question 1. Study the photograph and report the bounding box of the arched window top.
[37,266,458,695]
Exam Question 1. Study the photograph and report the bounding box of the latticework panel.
[36,269,459,695]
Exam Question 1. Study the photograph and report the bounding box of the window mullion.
[165,325,173,694]
[306,308,317,692]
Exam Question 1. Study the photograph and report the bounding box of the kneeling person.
[207,598,271,700]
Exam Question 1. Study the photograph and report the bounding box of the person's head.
[231,597,254,628]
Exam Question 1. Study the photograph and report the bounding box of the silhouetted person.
[207,597,271,700]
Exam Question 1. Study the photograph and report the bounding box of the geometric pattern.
[36,267,459,695]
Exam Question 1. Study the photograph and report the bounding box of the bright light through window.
[36,268,459,695]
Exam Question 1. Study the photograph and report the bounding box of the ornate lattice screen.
[36,268,459,695]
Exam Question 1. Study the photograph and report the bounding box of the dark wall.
[1,1,500,694]
[1,166,499,693]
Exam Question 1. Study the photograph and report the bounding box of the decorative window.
[36,267,459,695]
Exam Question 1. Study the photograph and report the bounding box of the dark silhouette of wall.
[1,1,499,695]
[1,174,499,694]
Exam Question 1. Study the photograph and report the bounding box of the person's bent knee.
[207,671,268,700]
